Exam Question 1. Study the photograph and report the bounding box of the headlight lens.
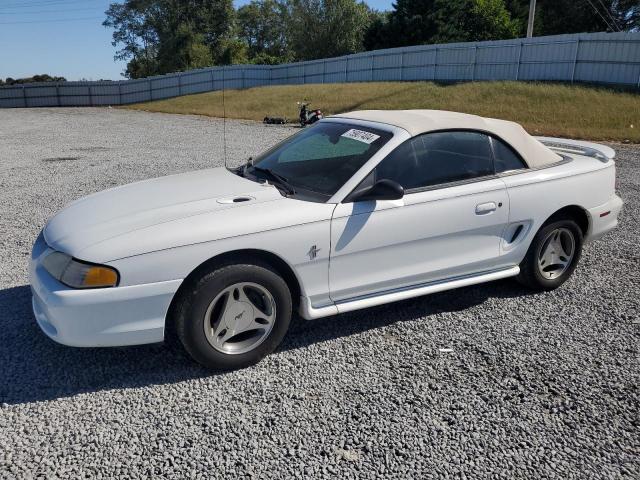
[42,251,119,289]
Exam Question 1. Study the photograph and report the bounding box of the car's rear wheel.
[516,217,584,291]
[175,263,292,370]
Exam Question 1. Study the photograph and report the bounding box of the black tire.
[516,217,583,291]
[175,263,292,370]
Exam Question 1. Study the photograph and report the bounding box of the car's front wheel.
[175,263,292,370]
[516,217,584,291]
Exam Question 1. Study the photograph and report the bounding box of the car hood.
[44,167,288,260]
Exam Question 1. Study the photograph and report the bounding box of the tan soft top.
[332,109,561,168]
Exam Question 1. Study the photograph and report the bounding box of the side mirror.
[351,179,404,202]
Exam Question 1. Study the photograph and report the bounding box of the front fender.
[107,217,334,311]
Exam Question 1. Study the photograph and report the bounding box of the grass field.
[124,81,639,142]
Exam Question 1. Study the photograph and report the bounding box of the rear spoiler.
[535,136,615,163]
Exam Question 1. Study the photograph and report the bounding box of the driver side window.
[375,131,495,190]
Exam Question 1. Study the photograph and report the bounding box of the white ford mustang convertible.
[31,110,623,369]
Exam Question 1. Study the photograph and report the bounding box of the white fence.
[2,31,639,108]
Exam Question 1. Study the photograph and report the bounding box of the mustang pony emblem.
[307,245,321,260]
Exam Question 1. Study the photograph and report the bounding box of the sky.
[0,0,395,81]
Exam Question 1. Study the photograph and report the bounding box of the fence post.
[148,78,152,101]
[345,56,349,82]
[515,42,523,80]
[56,82,61,107]
[178,73,182,96]
[322,59,326,84]
[22,85,27,108]
[117,82,122,105]
[471,46,477,81]
[400,51,404,81]
[433,48,438,81]
[370,54,374,82]
[571,39,580,83]
[88,85,93,106]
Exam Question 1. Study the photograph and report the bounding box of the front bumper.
[30,242,182,347]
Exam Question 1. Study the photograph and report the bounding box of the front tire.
[175,263,292,370]
[516,217,583,291]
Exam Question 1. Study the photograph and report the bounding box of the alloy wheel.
[203,282,276,355]
[537,227,575,280]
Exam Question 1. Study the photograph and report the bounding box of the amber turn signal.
[82,266,119,287]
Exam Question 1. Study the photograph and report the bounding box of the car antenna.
[222,66,228,169]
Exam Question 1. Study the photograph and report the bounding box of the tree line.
[105,0,639,79]
[0,74,67,86]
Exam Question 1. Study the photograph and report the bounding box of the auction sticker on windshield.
[341,129,380,144]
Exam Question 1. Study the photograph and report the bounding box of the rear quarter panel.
[498,155,616,266]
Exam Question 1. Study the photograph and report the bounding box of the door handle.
[475,202,497,215]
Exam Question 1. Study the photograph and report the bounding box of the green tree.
[104,0,235,78]
[156,23,214,73]
[237,0,291,64]
[1,75,67,85]
[506,0,639,36]
[362,9,389,52]
[364,0,437,50]
[219,38,250,64]
[287,0,374,60]
[430,0,519,43]
[364,0,519,50]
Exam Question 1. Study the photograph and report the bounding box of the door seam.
[327,202,339,304]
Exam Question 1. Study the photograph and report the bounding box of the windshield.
[242,122,392,201]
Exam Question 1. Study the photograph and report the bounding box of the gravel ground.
[0,107,638,479]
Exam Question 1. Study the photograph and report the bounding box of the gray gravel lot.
[0,107,638,479]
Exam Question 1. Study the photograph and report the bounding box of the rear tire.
[516,217,583,291]
[175,263,292,370]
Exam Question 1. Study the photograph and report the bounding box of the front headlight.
[42,251,119,289]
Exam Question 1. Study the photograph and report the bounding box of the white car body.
[30,110,623,347]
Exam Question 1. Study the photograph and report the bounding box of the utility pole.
[526,0,536,38]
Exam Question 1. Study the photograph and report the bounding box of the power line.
[0,0,99,5]
[0,7,105,15]
[0,15,103,25]
[0,0,106,11]
[596,0,622,31]
[584,0,616,31]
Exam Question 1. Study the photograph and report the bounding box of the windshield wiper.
[241,157,254,176]
[251,166,296,195]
